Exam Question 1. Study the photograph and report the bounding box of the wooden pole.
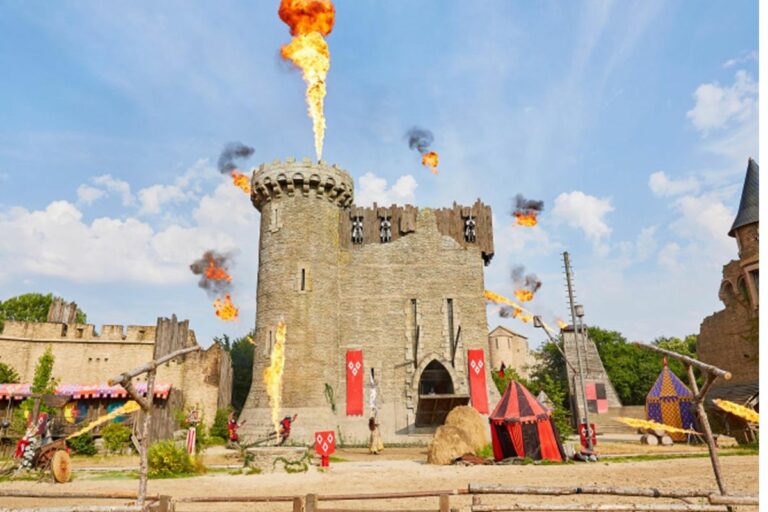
[708,494,759,506]
[686,365,728,497]
[108,346,199,386]
[440,494,450,512]
[305,494,318,512]
[0,490,156,500]
[468,485,712,499]
[136,367,157,507]
[0,508,143,512]
[632,343,731,380]
[470,505,728,512]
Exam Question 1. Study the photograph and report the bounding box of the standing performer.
[227,411,245,447]
[185,405,200,455]
[368,416,384,455]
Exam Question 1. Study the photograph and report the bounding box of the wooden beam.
[707,494,759,506]
[687,366,728,497]
[107,346,199,386]
[471,505,727,512]
[120,379,149,410]
[468,485,712,499]
[632,343,731,380]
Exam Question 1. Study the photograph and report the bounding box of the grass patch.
[328,455,348,463]
[602,449,758,464]
[78,470,140,481]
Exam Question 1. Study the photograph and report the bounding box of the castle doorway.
[415,360,469,427]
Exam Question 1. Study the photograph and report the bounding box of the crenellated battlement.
[0,321,162,343]
[250,157,354,211]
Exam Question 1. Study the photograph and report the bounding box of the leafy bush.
[475,443,494,458]
[209,408,231,440]
[148,440,206,478]
[100,422,132,454]
[68,433,97,456]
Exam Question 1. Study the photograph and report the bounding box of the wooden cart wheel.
[51,449,71,483]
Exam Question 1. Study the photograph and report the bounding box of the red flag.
[467,349,489,414]
[346,350,364,416]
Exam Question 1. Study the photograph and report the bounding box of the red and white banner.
[186,427,196,455]
[346,350,364,416]
[314,431,336,456]
[467,349,489,414]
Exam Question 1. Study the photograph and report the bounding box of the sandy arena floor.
[0,447,759,511]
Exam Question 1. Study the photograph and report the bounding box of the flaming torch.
[279,0,336,161]
[263,320,287,440]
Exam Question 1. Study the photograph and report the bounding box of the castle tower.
[241,158,498,443]
[244,158,353,430]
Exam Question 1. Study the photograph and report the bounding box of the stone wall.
[0,321,231,428]
[488,327,534,378]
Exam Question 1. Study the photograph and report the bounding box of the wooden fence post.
[440,493,450,512]
[305,493,318,512]
[293,496,305,512]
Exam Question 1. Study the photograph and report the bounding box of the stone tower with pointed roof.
[697,159,759,429]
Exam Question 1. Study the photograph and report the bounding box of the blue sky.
[0,1,758,349]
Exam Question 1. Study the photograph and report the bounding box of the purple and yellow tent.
[645,360,696,442]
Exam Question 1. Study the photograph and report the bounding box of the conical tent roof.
[729,158,759,237]
[490,380,550,423]
[647,364,693,400]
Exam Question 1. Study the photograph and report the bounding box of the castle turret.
[245,158,353,429]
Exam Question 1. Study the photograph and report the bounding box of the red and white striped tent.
[489,380,566,462]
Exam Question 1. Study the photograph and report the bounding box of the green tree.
[20,346,58,415]
[0,362,20,384]
[0,293,86,331]
[215,331,255,412]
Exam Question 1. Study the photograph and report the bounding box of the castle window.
[495,339,499,349]
[446,298,455,348]
[750,270,759,296]
[76,328,84,339]
[61,325,68,336]
[301,268,306,291]
[738,276,750,303]
[138,329,146,341]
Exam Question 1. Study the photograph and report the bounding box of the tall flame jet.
[279,0,336,161]
[264,320,287,439]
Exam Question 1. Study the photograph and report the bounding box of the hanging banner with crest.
[346,350,364,416]
[467,349,489,414]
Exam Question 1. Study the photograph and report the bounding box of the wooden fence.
[0,485,758,512]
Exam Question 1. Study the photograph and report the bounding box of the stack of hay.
[639,428,674,446]
[427,406,488,465]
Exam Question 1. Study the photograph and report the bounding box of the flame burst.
[613,416,700,436]
[230,170,251,194]
[66,401,140,440]
[263,320,287,438]
[205,256,233,283]
[421,151,439,175]
[214,294,239,321]
[279,0,336,160]
[514,211,538,227]
[557,319,568,329]
[713,399,759,423]
[514,289,534,302]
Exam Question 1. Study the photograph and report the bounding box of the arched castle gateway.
[240,158,500,443]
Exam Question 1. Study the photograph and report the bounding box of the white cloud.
[0,179,258,285]
[92,174,135,206]
[723,50,757,69]
[138,184,194,215]
[686,70,757,133]
[356,173,417,207]
[634,226,658,262]
[648,171,699,197]
[76,184,106,205]
[657,242,681,271]
[671,193,734,244]
[552,191,614,243]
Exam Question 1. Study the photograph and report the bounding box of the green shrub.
[148,440,194,478]
[475,443,494,458]
[68,433,97,456]
[209,408,231,440]
[100,423,132,454]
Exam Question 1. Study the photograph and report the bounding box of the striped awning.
[0,383,172,400]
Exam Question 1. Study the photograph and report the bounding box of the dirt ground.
[0,446,759,511]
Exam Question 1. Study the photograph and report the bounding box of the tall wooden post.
[687,366,728,496]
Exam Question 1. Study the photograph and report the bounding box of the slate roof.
[729,158,759,237]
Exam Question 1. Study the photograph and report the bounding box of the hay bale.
[444,405,489,451]
[427,425,474,465]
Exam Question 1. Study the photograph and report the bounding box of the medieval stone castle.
[240,158,500,442]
